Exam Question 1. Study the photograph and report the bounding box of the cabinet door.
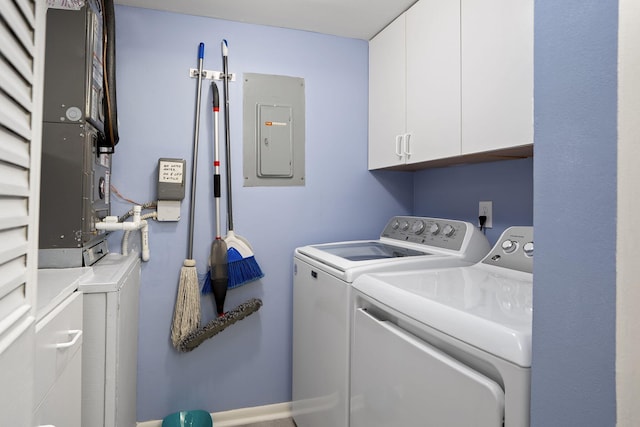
[461,0,534,154]
[34,291,83,424]
[368,14,407,170]
[0,0,46,424]
[406,0,461,163]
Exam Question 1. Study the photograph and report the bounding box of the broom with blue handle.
[221,39,264,288]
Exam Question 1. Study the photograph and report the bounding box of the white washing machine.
[292,216,491,427]
[350,226,533,427]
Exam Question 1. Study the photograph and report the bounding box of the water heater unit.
[39,0,112,268]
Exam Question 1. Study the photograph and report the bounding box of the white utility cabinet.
[368,0,533,170]
[79,253,141,427]
[34,268,92,427]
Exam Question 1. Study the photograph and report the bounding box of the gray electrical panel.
[243,73,305,187]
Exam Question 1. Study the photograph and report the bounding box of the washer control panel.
[482,226,534,273]
[380,216,467,251]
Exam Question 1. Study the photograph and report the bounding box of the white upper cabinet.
[369,13,407,170]
[461,0,534,154]
[406,0,461,163]
[369,0,460,170]
[368,0,533,170]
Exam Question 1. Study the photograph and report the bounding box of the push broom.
[221,39,264,288]
[171,43,205,348]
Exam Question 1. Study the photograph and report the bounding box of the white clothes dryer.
[292,216,491,427]
[350,226,534,427]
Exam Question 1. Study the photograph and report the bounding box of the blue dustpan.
[162,410,212,427]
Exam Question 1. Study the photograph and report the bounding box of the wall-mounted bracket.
[189,68,236,81]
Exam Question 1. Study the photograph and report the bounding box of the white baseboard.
[137,401,292,427]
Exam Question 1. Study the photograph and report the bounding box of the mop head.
[176,298,263,352]
[171,259,201,348]
[227,247,264,289]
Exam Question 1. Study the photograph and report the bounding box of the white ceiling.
[113,0,417,40]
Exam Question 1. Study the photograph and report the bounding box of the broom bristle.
[202,271,212,294]
[171,261,201,348]
[227,247,264,288]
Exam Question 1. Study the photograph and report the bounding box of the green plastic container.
[161,410,212,427]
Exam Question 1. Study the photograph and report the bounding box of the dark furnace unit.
[39,0,113,267]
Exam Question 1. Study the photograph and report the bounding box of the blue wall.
[112,2,618,424]
[413,158,534,245]
[112,6,413,421]
[532,1,617,426]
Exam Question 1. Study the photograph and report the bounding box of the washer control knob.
[523,242,534,257]
[501,239,517,254]
[400,220,410,231]
[391,219,400,230]
[443,224,455,237]
[429,223,440,235]
[411,220,426,235]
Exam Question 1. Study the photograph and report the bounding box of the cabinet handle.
[404,133,412,156]
[395,135,404,158]
[55,329,82,349]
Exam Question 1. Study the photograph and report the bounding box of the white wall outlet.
[479,201,493,228]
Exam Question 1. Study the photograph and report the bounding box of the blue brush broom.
[220,39,264,288]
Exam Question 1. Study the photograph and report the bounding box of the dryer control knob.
[501,239,517,254]
[400,220,410,231]
[443,224,455,237]
[523,242,534,257]
[429,223,440,235]
[411,220,426,235]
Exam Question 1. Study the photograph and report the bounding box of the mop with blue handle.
[220,39,264,288]
[171,42,205,348]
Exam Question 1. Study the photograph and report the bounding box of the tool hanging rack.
[189,68,237,81]
[174,41,262,352]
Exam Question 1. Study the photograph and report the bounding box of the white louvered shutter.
[0,0,46,424]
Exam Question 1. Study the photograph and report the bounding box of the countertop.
[36,267,92,322]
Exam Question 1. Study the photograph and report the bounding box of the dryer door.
[350,308,505,427]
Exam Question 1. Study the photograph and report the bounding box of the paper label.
[159,160,184,184]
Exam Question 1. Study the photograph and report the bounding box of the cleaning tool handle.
[214,174,221,199]
[212,82,222,238]
[222,39,228,57]
[212,83,221,198]
[222,39,234,231]
[212,80,220,110]
[188,42,205,258]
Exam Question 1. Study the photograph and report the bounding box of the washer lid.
[354,264,533,367]
[296,240,435,272]
[307,241,433,261]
